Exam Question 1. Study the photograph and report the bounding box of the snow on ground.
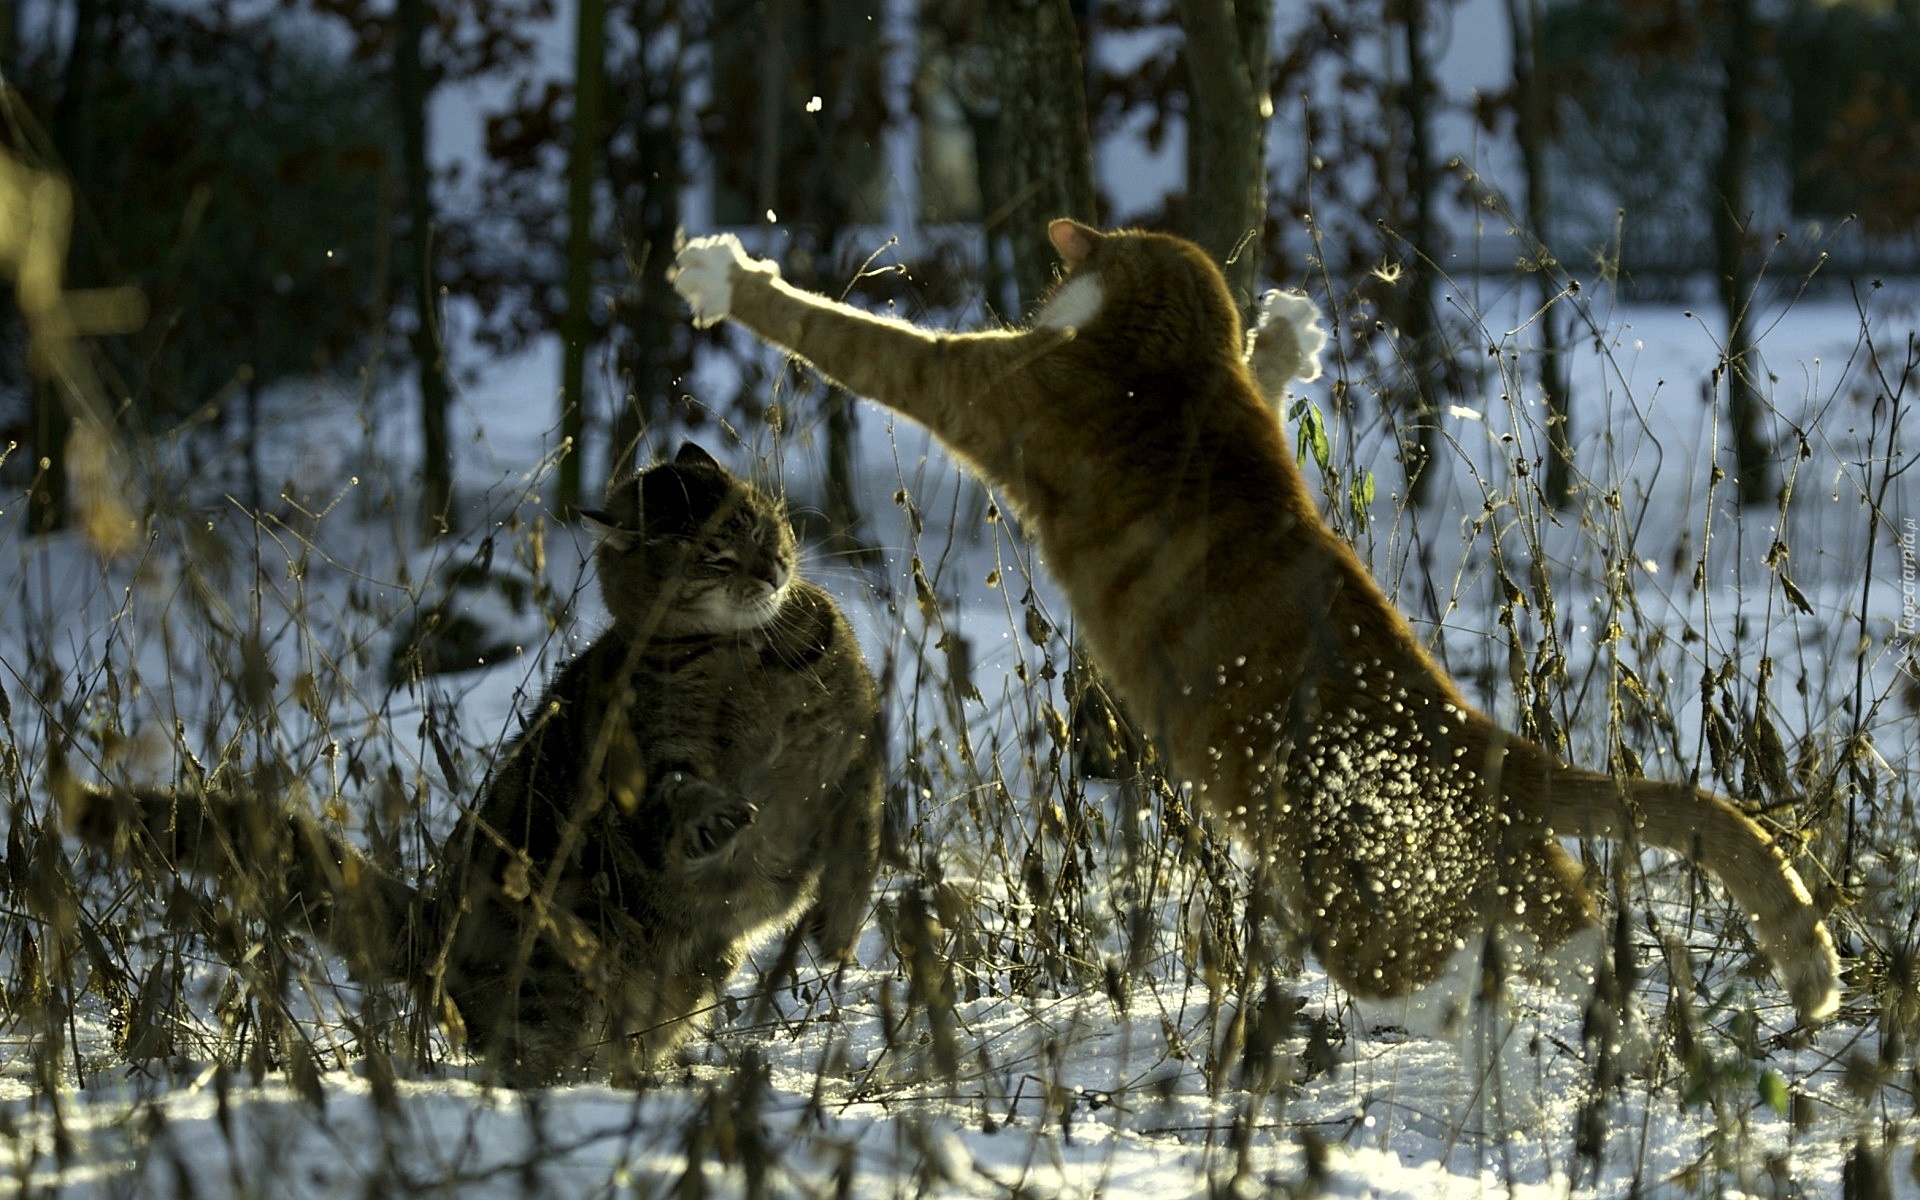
[1,278,1916,1197]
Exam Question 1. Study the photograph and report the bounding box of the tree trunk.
[396,0,453,536]
[1715,0,1774,507]
[610,4,683,477]
[983,0,1097,313]
[28,376,66,535]
[1395,0,1442,506]
[30,0,105,535]
[798,0,874,561]
[559,0,607,512]
[1178,0,1272,312]
[964,100,1015,315]
[978,0,1141,794]
[1506,0,1572,507]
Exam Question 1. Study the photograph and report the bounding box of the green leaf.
[1349,473,1375,534]
[1758,1068,1789,1116]
[1294,403,1332,472]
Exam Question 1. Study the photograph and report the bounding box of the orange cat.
[671,221,1840,1028]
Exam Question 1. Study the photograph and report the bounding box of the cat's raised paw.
[671,233,776,328]
[661,767,759,859]
[683,798,759,859]
[1245,289,1327,398]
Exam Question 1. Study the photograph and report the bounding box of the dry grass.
[1,181,1916,1193]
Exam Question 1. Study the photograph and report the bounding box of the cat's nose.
[751,559,786,590]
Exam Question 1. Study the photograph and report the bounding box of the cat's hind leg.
[803,750,886,966]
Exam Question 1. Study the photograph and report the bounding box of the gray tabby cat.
[76,443,886,1083]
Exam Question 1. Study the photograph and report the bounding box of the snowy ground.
[1,275,1916,1197]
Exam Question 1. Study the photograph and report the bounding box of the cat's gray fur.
[76,443,885,1083]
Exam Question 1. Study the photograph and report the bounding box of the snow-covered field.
[1,273,1916,1197]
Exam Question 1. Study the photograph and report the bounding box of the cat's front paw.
[1246,289,1327,393]
[681,796,759,860]
[658,771,758,859]
[670,233,777,328]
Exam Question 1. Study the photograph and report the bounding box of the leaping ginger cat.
[670,220,1841,1030]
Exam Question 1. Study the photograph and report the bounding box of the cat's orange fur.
[671,220,1841,1025]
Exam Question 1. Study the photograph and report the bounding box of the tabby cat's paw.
[670,233,777,328]
[683,798,758,859]
[662,772,759,860]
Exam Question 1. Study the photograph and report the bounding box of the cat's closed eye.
[695,550,741,576]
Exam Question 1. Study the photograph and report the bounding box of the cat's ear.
[580,509,638,553]
[674,442,720,469]
[1048,219,1102,266]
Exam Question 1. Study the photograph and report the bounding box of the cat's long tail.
[68,783,422,982]
[1510,748,1842,1025]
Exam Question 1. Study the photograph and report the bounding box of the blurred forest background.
[2,0,1918,540]
[0,4,1917,1191]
